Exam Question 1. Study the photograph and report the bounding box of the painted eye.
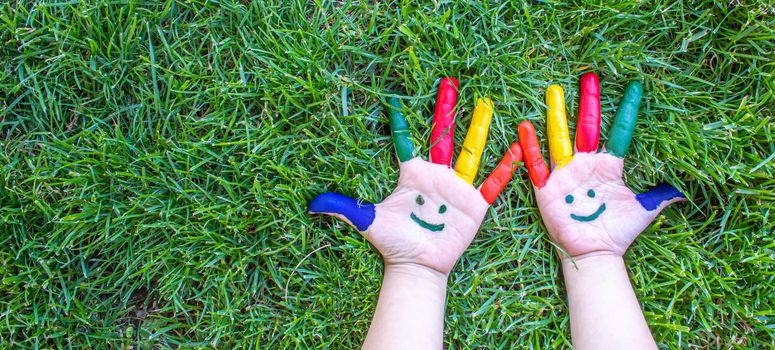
[438,204,447,214]
[587,189,596,198]
[565,195,574,204]
[416,195,425,205]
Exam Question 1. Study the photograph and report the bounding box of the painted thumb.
[308,192,376,232]
[635,183,687,212]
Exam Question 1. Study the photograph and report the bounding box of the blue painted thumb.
[308,192,376,232]
[635,183,686,211]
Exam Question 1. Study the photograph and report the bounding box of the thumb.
[308,192,376,232]
[635,183,687,213]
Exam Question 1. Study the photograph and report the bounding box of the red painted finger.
[518,121,550,188]
[480,142,523,204]
[576,72,601,153]
[429,77,459,166]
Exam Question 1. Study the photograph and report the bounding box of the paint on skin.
[387,96,414,162]
[480,142,523,204]
[636,183,685,211]
[571,203,607,222]
[430,77,459,166]
[567,189,607,222]
[517,121,550,188]
[576,72,601,153]
[410,194,446,232]
[605,81,643,158]
[454,98,494,184]
[546,85,573,168]
[308,192,376,231]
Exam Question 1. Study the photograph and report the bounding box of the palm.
[309,78,522,274]
[520,73,685,258]
[366,159,488,273]
[536,153,661,256]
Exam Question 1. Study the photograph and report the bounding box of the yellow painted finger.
[546,85,573,168]
[455,98,493,184]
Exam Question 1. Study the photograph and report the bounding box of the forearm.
[562,254,656,350]
[362,264,448,350]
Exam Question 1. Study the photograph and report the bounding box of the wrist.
[364,263,449,349]
[561,254,631,302]
[383,262,449,290]
[560,251,657,349]
[562,250,624,267]
[562,252,625,272]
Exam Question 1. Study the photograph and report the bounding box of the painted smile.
[570,203,607,222]
[410,213,445,232]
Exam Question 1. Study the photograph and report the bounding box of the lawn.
[1,0,773,348]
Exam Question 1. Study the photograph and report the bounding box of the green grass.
[1,0,773,348]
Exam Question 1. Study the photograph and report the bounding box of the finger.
[636,183,687,212]
[430,77,459,166]
[546,85,573,169]
[480,142,523,204]
[517,121,550,188]
[308,192,376,232]
[454,98,494,184]
[576,72,601,153]
[386,97,415,162]
[605,81,643,157]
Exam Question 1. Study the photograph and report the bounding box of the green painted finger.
[605,81,643,157]
[386,96,414,162]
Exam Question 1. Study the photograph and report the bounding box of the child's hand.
[519,73,686,258]
[310,78,522,275]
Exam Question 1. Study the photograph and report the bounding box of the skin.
[519,73,685,349]
[365,158,490,273]
[409,194,447,231]
[360,157,491,350]
[309,78,521,350]
[534,151,682,257]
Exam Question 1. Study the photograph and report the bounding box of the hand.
[518,73,686,258]
[309,78,522,275]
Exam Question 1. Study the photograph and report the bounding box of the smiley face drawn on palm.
[364,158,494,273]
[309,78,523,274]
[410,194,447,232]
[532,152,673,257]
[519,73,686,258]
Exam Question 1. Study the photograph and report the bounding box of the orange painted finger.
[518,121,550,188]
[480,142,522,204]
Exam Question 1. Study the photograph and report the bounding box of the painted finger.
[636,183,686,212]
[605,81,643,157]
[430,77,459,166]
[546,85,573,169]
[576,72,601,153]
[386,97,414,162]
[517,121,550,188]
[454,98,494,184]
[480,142,523,204]
[308,192,376,232]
